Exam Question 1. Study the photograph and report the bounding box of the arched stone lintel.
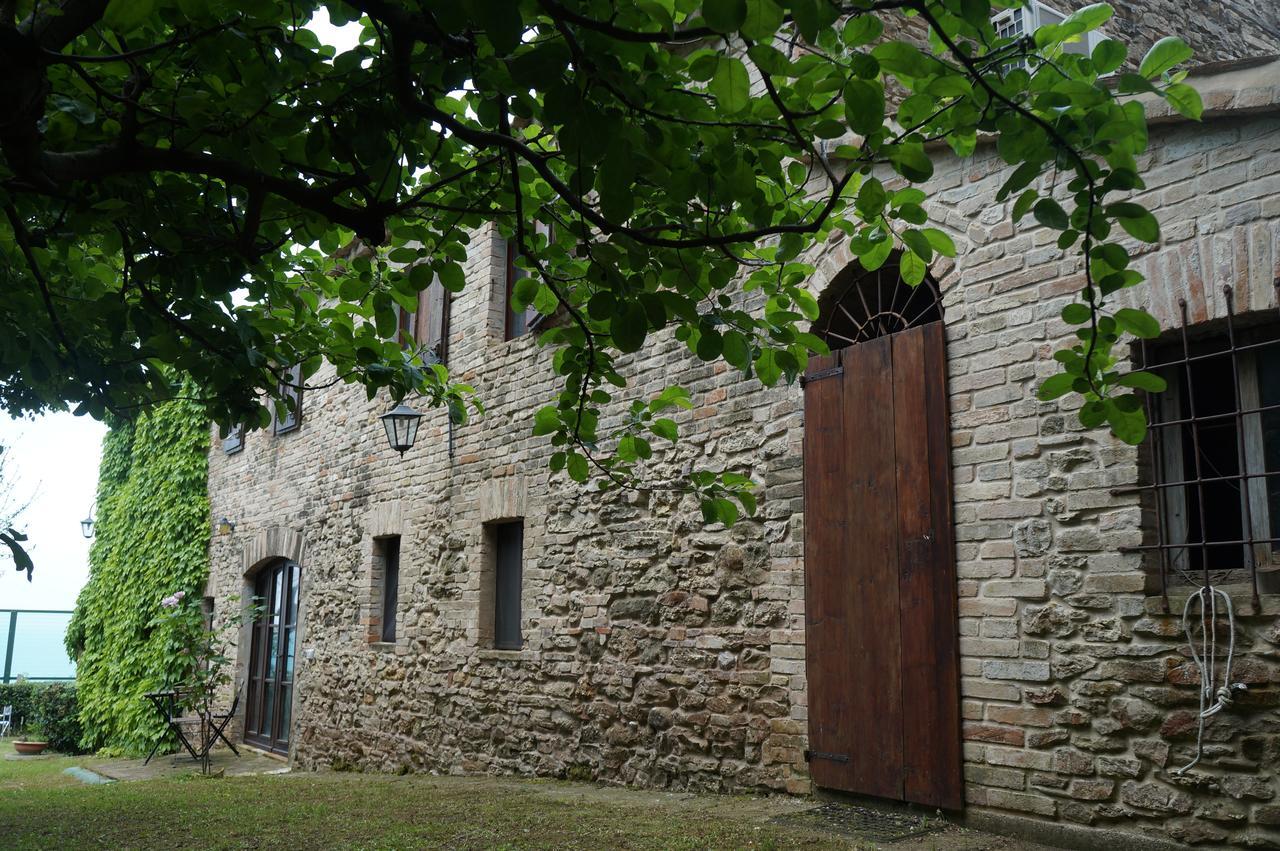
[243,526,305,576]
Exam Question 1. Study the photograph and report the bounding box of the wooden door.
[802,320,962,810]
[245,559,300,755]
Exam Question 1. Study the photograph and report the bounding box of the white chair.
[0,705,11,738]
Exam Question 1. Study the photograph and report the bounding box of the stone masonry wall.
[206,61,1280,849]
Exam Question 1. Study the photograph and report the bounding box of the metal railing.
[1,609,76,683]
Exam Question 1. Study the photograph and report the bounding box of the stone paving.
[87,745,286,782]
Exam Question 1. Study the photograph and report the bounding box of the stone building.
[205,3,1280,848]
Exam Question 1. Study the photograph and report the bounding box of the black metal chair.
[201,688,241,757]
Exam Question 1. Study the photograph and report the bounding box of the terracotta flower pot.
[13,741,49,755]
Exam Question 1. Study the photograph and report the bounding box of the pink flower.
[161,594,179,608]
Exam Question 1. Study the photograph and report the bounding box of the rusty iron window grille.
[1125,284,1280,610]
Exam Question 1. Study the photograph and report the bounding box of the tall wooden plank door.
[803,320,962,809]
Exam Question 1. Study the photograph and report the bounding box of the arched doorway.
[802,257,962,809]
[244,558,300,755]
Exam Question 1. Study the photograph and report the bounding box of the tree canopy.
[1,0,1201,525]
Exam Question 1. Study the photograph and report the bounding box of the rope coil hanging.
[1172,584,1247,776]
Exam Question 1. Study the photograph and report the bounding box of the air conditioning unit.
[991,1,1104,64]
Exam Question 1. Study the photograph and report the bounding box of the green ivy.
[64,387,209,755]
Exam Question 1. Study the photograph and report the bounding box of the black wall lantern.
[80,502,96,539]
[380,403,423,455]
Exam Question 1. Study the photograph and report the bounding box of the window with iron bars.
[1129,286,1280,607]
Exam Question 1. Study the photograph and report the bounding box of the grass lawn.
[0,741,848,850]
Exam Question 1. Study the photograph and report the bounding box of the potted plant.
[14,720,49,755]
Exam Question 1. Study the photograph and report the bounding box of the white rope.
[1173,584,1246,776]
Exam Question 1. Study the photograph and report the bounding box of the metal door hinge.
[804,749,850,763]
[800,366,844,387]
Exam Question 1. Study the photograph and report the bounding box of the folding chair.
[200,688,242,758]
[0,705,11,738]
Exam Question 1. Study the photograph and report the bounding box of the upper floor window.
[274,364,303,435]
[503,223,552,341]
[990,1,1104,66]
[1134,292,1280,594]
[395,270,451,364]
[221,422,245,454]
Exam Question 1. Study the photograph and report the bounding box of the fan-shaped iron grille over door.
[814,258,944,350]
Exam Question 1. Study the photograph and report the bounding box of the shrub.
[0,680,84,753]
[34,682,84,753]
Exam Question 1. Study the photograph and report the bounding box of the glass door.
[245,559,299,754]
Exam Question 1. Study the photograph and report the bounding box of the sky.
[0,412,106,612]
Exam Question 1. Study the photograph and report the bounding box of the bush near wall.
[0,681,84,753]
[64,391,210,755]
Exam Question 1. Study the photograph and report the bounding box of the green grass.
[0,742,846,850]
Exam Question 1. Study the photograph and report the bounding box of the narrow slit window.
[380,535,400,643]
[494,521,523,649]
[274,364,303,435]
[503,224,552,341]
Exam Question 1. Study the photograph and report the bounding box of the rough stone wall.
[936,88,1280,846]
[205,62,1280,850]
[1105,0,1280,64]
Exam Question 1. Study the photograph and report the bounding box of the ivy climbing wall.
[65,392,210,755]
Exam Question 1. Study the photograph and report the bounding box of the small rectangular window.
[222,422,245,454]
[493,521,523,649]
[274,364,303,435]
[503,224,553,341]
[379,535,400,643]
[1134,304,1280,594]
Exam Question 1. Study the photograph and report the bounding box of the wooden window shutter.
[422,276,450,363]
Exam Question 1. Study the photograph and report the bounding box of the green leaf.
[921,228,956,258]
[709,57,752,114]
[1114,308,1161,339]
[755,348,781,386]
[1033,199,1070,230]
[1164,82,1203,120]
[103,0,155,32]
[1091,39,1126,74]
[1062,303,1091,325]
[1037,373,1076,401]
[900,249,927,286]
[841,15,883,46]
[612,302,648,353]
[1109,203,1160,243]
[843,79,885,136]
[741,0,785,41]
[651,418,678,442]
[889,142,933,182]
[1117,370,1168,392]
[702,0,747,32]
[1105,395,1148,444]
[532,406,560,436]
[566,452,590,483]
[1139,36,1193,79]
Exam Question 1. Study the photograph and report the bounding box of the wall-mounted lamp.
[216,517,237,535]
[80,501,96,539]
[380,402,423,455]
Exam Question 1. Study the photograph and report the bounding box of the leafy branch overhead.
[1,0,1199,523]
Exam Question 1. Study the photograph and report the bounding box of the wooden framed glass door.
[245,559,299,755]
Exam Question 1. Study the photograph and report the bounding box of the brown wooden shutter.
[422,276,449,363]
